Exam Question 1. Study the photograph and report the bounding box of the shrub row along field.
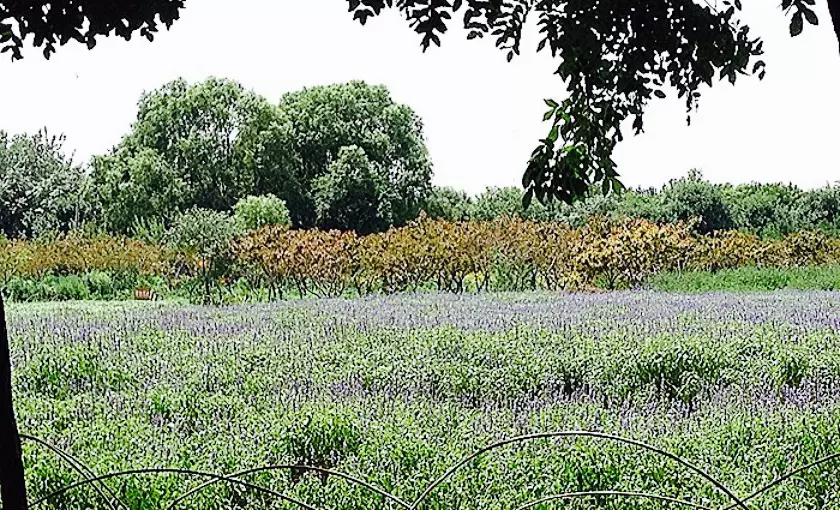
[8,292,840,509]
[3,216,840,302]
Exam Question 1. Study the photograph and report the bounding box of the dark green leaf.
[802,7,818,25]
[790,11,804,36]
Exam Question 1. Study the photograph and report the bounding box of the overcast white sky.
[1,0,838,194]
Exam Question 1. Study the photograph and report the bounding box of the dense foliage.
[312,145,392,234]
[85,79,432,235]
[0,131,91,239]
[420,186,472,222]
[233,195,292,232]
[280,82,433,228]
[3,85,837,241]
[92,78,287,233]
[430,173,840,237]
[8,293,840,509]
[3,216,840,303]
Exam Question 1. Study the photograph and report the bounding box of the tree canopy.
[91,77,281,232]
[5,0,837,204]
[279,81,432,228]
[0,0,184,59]
[345,0,838,205]
[88,78,432,234]
[0,130,90,238]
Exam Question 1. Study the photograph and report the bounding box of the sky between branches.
[0,0,838,194]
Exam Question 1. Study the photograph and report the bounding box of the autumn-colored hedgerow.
[4,219,840,296]
[0,233,172,280]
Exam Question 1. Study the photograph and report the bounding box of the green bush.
[2,277,45,301]
[660,170,734,233]
[233,194,292,231]
[723,183,800,239]
[49,275,91,301]
[167,208,243,303]
[0,271,153,302]
[85,271,116,298]
[648,265,840,292]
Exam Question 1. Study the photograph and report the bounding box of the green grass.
[1,271,170,302]
[647,265,840,292]
[7,292,840,509]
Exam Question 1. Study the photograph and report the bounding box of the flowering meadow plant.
[6,291,840,509]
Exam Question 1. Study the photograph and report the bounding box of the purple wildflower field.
[6,291,840,509]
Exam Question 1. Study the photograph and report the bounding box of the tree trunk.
[0,293,28,510]
[828,0,840,55]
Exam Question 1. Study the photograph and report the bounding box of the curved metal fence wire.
[20,430,840,510]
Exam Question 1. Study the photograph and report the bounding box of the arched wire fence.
[21,431,840,510]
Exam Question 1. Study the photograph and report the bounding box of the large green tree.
[278,81,433,228]
[0,130,91,238]
[92,77,287,233]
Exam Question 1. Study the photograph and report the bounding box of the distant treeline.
[1,77,838,240]
[425,170,840,238]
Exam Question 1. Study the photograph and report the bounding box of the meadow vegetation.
[2,217,840,303]
[8,292,840,509]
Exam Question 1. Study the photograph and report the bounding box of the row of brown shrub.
[3,217,839,297]
[0,234,172,281]
[236,216,840,296]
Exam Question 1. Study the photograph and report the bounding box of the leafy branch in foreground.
[345,0,837,204]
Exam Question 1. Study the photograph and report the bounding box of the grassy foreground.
[648,266,840,292]
[7,292,840,509]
